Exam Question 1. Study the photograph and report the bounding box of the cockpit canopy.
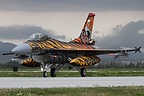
[28,33,49,41]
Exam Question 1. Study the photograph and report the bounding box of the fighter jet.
[3,13,141,77]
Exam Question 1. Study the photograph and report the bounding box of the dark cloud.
[95,20,144,48]
[0,25,66,40]
[0,0,144,12]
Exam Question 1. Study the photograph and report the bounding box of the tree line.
[0,61,144,69]
[95,61,144,69]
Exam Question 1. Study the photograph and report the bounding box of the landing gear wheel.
[50,68,56,77]
[43,71,47,77]
[80,68,86,77]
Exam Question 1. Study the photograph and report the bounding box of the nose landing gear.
[43,71,47,77]
[41,64,49,77]
[41,64,58,77]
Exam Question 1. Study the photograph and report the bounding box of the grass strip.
[0,70,144,77]
[0,86,144,96]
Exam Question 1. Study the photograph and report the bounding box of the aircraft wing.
[83,47,141,55]
[43,47,141,55]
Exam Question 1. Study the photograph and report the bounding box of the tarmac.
[0,76,144,88]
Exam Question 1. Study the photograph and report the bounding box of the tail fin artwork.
[71,13,96,45]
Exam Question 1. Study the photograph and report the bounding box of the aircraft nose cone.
[11,43,32,54]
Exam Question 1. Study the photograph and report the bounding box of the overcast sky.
[0,0,144,11]
[96,20,144,48]
[0,0,144,47]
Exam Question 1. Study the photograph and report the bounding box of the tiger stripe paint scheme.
[26,38,99,67]
[27,38,94,51]
[21,58,40,67]
[71,13,95,45]
[70,56,100,66]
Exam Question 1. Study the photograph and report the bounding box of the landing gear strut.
[41,64,49,77]
[80,68,86,77]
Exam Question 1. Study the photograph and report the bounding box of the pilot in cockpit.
[28,33,49,41]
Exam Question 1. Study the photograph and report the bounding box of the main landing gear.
[41,64,87,77]
[50,68,56,77]
[80,68,86,77]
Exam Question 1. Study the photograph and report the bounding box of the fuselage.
[11,33,100,67]
[27,38,96,52]
[11,33,95,55]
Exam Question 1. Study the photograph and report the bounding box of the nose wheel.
[41,64,49,77]
[43,71,47,77]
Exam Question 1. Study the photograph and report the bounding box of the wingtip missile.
[135,47,141,53]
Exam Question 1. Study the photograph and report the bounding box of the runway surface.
[0,77,144,88]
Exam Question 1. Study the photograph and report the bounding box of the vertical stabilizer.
[71,13,96,45]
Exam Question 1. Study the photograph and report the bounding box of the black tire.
[50,68,56,77]
[43,71,47,77]
[80,68,86,77]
